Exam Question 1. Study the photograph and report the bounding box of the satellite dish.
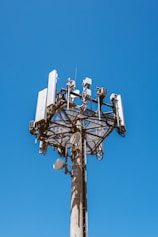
[71,89,80,99]
[53,158,65,170]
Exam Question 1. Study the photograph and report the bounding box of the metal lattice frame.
[33,89,116,158]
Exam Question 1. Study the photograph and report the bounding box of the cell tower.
[29,69,126,237]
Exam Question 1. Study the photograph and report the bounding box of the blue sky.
[0,0,158,236]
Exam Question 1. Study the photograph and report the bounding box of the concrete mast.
[70,124,87,237]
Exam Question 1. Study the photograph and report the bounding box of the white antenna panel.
[35,88,47,123]
[47,70,58,107]
[117,95,126,130]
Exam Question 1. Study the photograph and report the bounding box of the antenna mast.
[29,70,126,237]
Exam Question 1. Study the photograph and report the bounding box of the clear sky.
[0,0,158,236]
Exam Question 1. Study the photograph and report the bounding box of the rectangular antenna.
[35,88,47,123]
[47,70,58,107]
[117,95,126,132]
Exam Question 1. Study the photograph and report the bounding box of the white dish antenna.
[71,89,80,98]
[53,158,65,170]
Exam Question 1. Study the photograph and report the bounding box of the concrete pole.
[70,130,87,237]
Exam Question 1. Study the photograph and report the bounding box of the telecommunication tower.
[29,69,126,237]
